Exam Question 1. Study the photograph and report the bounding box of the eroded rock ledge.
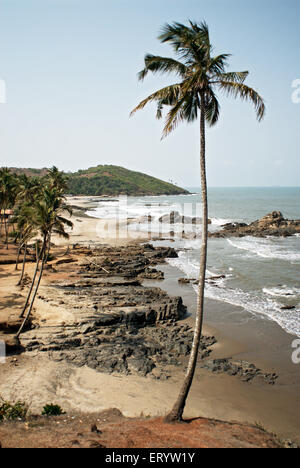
[19,243,217,379]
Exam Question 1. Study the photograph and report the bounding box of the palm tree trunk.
[164,92,208,423]
[0,209,3,239]
[15,243,22,271]
[19,240,41,318]
[35,241,39,262]
[16,237,47,338]
[4,216,8,249]
[17,243,27,286]
[45,235,51,264]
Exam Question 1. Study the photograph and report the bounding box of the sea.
[87,187,300,338]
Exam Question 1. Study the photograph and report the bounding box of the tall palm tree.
[16,186,73,335]
[131,21,265,422]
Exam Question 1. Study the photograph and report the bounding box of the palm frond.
[56,216,74,228]
[130,84,182,117]
[158,21,210,65]
[208,54,231,75]
[138,55,187,81]
[218,81,265,121]
[215,71,249,84]
[189,20,211,50]
[162,97,186,137]
[182,93,199,123]
[205,89,220,126]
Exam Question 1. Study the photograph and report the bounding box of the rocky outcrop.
[201,359,278,385]
[75,243,178,279]
[19,243,202,379]
[22,323,216,379]
[158,211,211,225]
[210,211,300,238]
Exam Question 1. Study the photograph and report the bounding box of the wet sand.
[145,263,300,441]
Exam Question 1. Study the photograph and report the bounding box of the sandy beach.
[1,198,300,445]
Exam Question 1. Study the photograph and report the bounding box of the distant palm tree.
[47,166,69,193]
[16,186,73,336]
[131,20,265,422]
[0,168,17,248]
[44,166,70,262]
[16,174,41,205]
[13,202,37,285]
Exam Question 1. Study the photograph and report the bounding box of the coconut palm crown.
[131,21,265,132]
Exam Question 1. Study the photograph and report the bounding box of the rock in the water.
[210,211,300,238]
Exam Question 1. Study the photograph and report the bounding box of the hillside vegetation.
[10,165,188,196]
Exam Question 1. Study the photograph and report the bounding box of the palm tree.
[47,166,69,193]
[12,202,37,285]
[131,21,265,422]
[16,186,73,336]
[0,168,17,248]
[16,174,42,205]
[13,175,42,277]
[44,167,70,262]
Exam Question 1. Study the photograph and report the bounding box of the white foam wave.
[263,286,300,298]
[168,253,300,337]
[210,218,234,226]
[227,237,300,263]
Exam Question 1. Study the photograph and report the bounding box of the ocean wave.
[168,254,300,337]
[227,237,300,263]
[263,286,300,298]
[210,218,234,226]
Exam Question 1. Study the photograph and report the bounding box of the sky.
[0,0,299,188]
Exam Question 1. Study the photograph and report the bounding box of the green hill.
[9,165,189,196]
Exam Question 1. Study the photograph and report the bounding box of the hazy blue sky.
[0,0,299,187]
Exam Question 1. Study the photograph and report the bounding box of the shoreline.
[67,196,300,440]
[144,262,300,441]
[0,197,300,445]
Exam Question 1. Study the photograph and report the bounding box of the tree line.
[0,166,73,338]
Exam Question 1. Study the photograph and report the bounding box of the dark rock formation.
[23,322,217,379]
[201,359,278,385]
[210,211,300,238]
[158,211,211,225]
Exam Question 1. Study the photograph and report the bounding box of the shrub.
[0,400,28,421]
[42,404,64,416]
